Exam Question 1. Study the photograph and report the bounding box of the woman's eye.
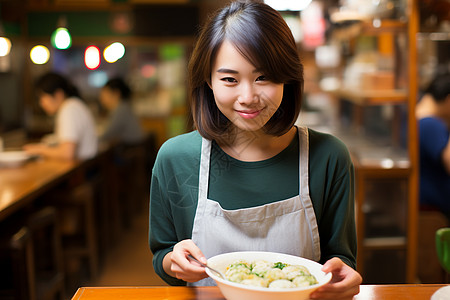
[256,75,267,81]
[221,77,237,83]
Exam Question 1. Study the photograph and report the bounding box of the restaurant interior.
[0,0,449,299]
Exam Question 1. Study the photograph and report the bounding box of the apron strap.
[195,138,211,225]
[298,126,321,261]
[298,126,309,196]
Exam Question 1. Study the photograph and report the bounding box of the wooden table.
[0,157,79,221]
[71,284,447,300]
[0,141,116,222]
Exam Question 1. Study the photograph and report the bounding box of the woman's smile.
[236,108,263,119]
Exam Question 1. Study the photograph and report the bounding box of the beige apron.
[189,126,320,286]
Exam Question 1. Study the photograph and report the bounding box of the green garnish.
[273,262,287,269]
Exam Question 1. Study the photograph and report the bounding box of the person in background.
[98,77,144,145]
[149,1,361,299]
[416,73,450,221]
[24,72,98,160]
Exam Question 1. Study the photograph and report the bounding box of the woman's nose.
[238,83,258,105]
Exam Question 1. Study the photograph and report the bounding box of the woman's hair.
[426,73,450,103]
[188,0,304,140]
[35,72,80,99]
[103,77,132,101]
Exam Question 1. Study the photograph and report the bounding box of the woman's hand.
[23,143,46,155]
[309,257,362,300]
[163,239,208,282]
[23,142,76,160]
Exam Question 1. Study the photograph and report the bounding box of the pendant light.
[51,16,72,50]
[0,19,11,57]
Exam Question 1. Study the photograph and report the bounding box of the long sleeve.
[308,130,357,269]
[148,131,202,285]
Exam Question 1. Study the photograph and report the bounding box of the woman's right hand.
[163,239,208,282]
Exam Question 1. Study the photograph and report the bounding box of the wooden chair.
[114,142,148,229]
[83,150,118,263]
[0,226,35,300]
[48,182,99,293]
[0,206,65,300]
[27,206,65,300]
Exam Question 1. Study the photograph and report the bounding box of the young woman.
[416,73,450,220]
[24,72,97,160]
[149,1,362,299]
[99,77,144,145]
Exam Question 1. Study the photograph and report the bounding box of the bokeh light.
[88,71,108,88]
[103,42,125,63]
[51,28,72,50]
[0,37,12,57]
[30,45,50,64]
[265,0,312,11]
[84,45,101,70]
[141,64,156,78]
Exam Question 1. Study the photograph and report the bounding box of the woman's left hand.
[23,143,46,155]
[309,257,362,300]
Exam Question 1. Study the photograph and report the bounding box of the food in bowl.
[0,151,31,167]
[206,251,332,300]
[225,259,318,288]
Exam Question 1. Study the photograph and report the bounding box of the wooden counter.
[0,144,112,222]
[71,284,447,300]
[0,157,79,221]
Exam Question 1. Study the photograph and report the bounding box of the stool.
[49,182,99,288]
[0,226,35,300]
[122,144,148,214]
[27,206,65,300]
[114,143,147,229]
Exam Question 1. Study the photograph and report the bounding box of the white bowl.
[0,151,30,167]
[206,251,332,300]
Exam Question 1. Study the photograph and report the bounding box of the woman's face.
[100,87,119,111]
[39,91,63,115]
[210,40,284,133]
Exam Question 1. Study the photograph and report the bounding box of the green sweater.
[149,128,357,285]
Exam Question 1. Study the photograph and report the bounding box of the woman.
[416,73,450,220]
[24,72,97,160]
[149,2,361,299]
[99,77,144,145]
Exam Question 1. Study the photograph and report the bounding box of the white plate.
[0,151,31,167]
[431,286,450,300]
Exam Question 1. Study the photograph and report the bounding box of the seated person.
[24,72,98,160]
[416,73,450,221]
[98,77,144,146]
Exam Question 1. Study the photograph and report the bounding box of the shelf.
[351,147,410,172]
[417,32,450,41]
[361,19,407,34]
[354,161,410,174]
[330,0,419,284]
[330,18,407,41]
[333,89,408,105]
[364,237,407,250]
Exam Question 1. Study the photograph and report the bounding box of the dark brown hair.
[188,0,304,140]
[425,72,450,103]
[35,72,80,99]
[103,77,132,101]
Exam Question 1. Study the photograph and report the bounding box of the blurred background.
[0,0,449,299]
